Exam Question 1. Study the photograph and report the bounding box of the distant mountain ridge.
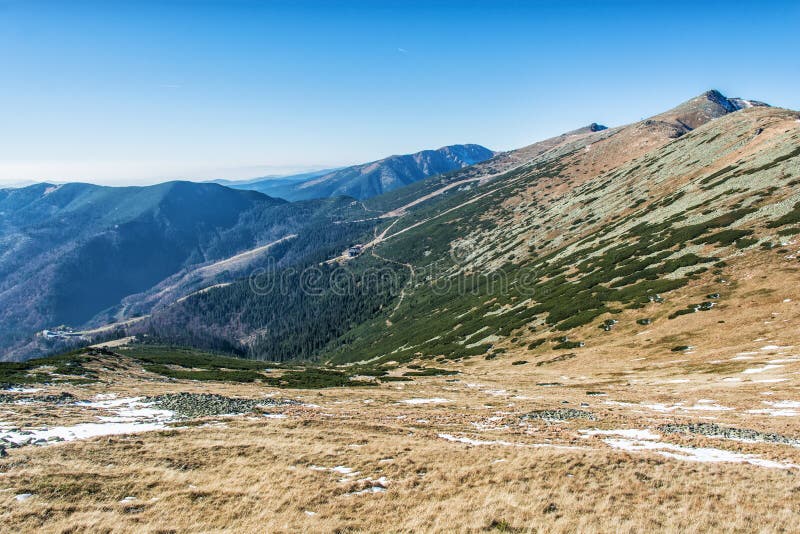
[208,168,338,188]
[2,89,789,363]
[234,144,494,201]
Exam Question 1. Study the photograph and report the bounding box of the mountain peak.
[697,89,769,112]
[654,89,770,131]
[562,123,608,137]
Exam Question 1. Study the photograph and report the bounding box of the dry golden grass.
[2,249,800,532]
[3,411,800,534]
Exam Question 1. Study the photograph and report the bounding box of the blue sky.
[1,0,798,185]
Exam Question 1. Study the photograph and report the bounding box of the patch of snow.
[15,493,34,501]
[332,466,356,475]
[77,397,173,421]
[0,421,170,445]
[639,403,679,412]
[471,420,509,432]
[310,465,359,476]
[748,409,799,417]
[585,429,798,469]
[764,400,800,408]
[630,401,732,413]
[742,365,784,374]
[400,398,450,405]
[0,396,180,447]
[369,476,390,486]
[753,378,789,383]
[603,438,798,469]
[344,486,387,496]
[685,400,733,412]
[263,413,287,419]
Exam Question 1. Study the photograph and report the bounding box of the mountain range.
[1,90,798,363]
[0,143,492,359]
[128,90,800,364]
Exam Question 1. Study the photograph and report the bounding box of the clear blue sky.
[1,0,798,185]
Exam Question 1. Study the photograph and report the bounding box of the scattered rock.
[0,392,75,404]
[659,422,800,446]
[144,393,298,419]
[600,319,618,331]
[523,409,596,422]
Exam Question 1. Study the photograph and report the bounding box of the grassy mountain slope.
[135,91,799,365]
[331,95,798,364]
